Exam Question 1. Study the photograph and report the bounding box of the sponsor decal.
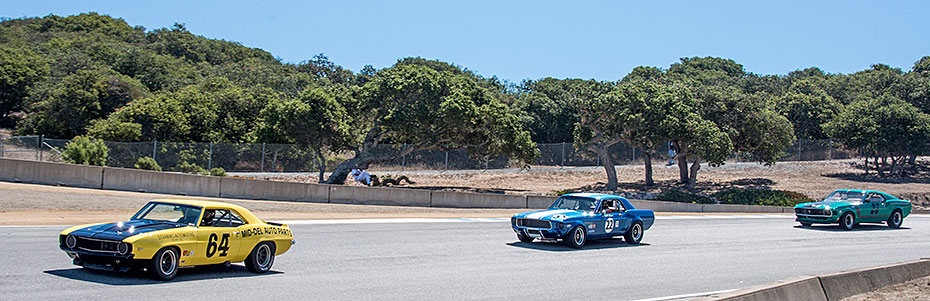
[241,226,293,238]
[156,233,194,241]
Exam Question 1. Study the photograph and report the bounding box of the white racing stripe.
[633,289,737,301]
[524,209,574,220]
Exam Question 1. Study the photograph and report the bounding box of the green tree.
[825,95,930,176]
[567,79,624,190]
[322,61,538,184]
[18,68,146,138]
[62,135,109,166]
[257,87,356,183]
[0,47,48,126]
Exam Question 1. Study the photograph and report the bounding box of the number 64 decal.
[206,233,230,258]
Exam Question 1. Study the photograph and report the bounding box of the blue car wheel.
[624,221,643,244]
[566,225,586,248]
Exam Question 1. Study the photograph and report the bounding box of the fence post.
[797,139,802,161]
[631,147,635,162]
[561,142,566,167]
[444,151,449,170]
[152,141,158,163]
[38,135,44,161]
[260,143,266,172]
[828,140,833,160]
[208,142,214,170]
[272,150,278,172]
[402,143,406,172]
[0,136,4,158]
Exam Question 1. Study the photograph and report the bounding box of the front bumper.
[795,214,840,224]
[60,246,137,272]
[511,222,572,240]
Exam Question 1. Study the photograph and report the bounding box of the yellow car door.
[192,209,243,265]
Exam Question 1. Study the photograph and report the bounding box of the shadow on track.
[794,224,910,232]
[506,238,650,252]
[44,264,281,285]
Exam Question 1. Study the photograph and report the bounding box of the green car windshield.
[551,196,597,211]
[132,202,202,225]
[824,191,864,203]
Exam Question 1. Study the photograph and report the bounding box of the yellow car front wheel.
[149,247,179,281]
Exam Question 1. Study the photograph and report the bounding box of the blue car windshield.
[824,191,864,203]
[551,196,597,211]
[132,202,202,225]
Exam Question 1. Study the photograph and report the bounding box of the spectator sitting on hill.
[350,168,415,186]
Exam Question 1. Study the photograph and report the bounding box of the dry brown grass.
[255,159,930,210]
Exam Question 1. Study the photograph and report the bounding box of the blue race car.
[511,193,655,248]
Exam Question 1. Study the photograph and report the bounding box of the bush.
[712,189,815,207]
[134,156,161,171]
[175,162,204,174]
[62,136,108,166]
[209,167,226,177]
[657,189,715,204]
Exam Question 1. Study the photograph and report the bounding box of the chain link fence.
[0,135,863,173]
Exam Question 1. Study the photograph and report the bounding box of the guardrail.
[710,259,930,301]
[0,157,794,212]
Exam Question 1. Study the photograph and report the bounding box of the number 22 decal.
[206,233,230,258]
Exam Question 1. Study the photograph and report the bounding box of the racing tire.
[839,212,856,230]
[516,231,534,243]
[149,247,179,281]
[245,242,276,273]
[565,225,586,249]
[624,221,644,245]
[799,222,812,227]
[887,210,903,229]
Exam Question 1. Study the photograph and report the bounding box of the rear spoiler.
[265,221,287,227]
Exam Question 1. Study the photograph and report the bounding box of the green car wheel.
[839,212,855,230]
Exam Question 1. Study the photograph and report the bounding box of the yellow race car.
[59,199,295,280]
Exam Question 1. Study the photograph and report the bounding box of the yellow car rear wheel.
[245,242,275,273]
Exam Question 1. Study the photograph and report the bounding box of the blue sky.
[4,1,929,82]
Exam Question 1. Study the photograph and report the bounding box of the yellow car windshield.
[132,202,202,225]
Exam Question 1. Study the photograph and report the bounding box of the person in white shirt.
[350,168,371,186]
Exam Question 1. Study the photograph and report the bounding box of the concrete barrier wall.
[527,195,557,209]
[1,158,804,212]
[0,158,102,189]
[630,200,704,212]
[219,177,325,202]
[329,185,431,207]
[717,259,930,301]
[103,167,221,197]
[432,191,526,208]
[819,259,930,300]
[703,204,786,213]
[713,277,827,301]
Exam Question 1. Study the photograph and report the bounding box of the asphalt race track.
[1,215,928,300]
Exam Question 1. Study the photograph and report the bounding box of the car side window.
[866,193,885,203]
[210,209,246,227]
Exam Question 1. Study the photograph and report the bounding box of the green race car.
[795,189,911,230]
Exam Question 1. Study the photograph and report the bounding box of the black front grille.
[517,218,551,228]
[795,208,829,215]
[75,237,120,253]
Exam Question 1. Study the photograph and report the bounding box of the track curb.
[705,259,930,300]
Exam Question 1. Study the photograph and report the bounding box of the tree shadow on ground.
[822,160,930,184]
[506,238,649,252]
[565,177,777,196]
[44,264,281,285]
[406,186,529,194]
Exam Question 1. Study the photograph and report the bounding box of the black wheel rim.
[160,250,176,275]
[256,244,271,269]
